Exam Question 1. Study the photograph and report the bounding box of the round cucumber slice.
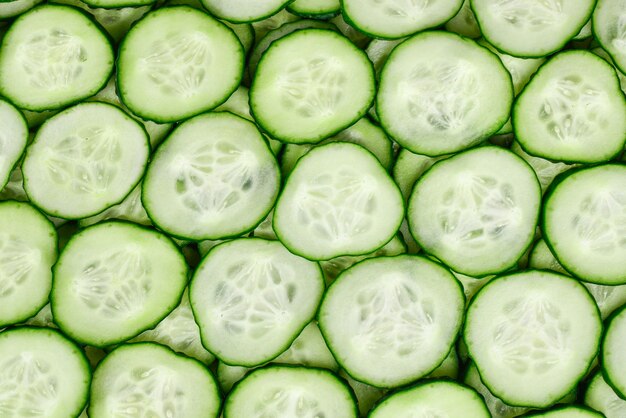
[0,4,114,111]
[0,327,91,418]
[273,142,404,261]
[22,101,149,219]
[602,305,626,399]
[464,270,602,408]
[369,380,490,418]
[142,112,280,241]
[51,221,188,347]
[318,255,464,387]
[224,366,358,418]
[0,201,56,327]
[250,28,375,144]
[117,6,244,123]
[190,238,324,367]
[408,146,541,277]
[89,342,221,418]
[513,50,626,163]
[377,31,513,156]
[200,0,291,23]
[543,164,626,285]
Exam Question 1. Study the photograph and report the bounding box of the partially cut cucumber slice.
[602,305,626,399]
[464,270,602,408]
[142,112,280,241]
[524,406,604,418]
[513,51,626,163]
[408,146,541,277]
[0,98,27,190]
[190,238,324,367]
[0,5,114,111]
[543,164,626,285]
[224,366,358,418]
[377,31,513,156]
[200,0,291,23]
[273,142,404,261]
[369,380,490,418]
[288,0,339,18]
[0,327,90,418]
[471,0,595,57]
[89,343,221,418]
[0,201,56,327]
[593,0,626,75]
[584,371,626,418]
[51,222,188,347]
[22,102,149,219]
[318,255,464,387]
[117,6,244,122]
[250,28,375,144]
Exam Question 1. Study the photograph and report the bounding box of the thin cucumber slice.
[471,0,595,57]
[224,366,358,418]
[117,6,244,123]
[273,142,404,261]
[464,270,602,408]
[530,239,626,320]
[338,369,387,417]
[392,148,444,202]
[342,0,463,39]
[129,290,215,365]
[190,238,324,367]
[602,306,626,399]
[89,343,221,418]
[513,51,626,163]
[524,406,603,417]
[408,146,541,277]
[201,0,291,23]
[0,201,56,327]
[142,112,280,241]
[585,371,626,418]
[22,102,150,219]
[543,164,626,285]
[511,141,576,194]
[464,362,530,418]
[0,0,43,20]
[377,31,513,156]
[81,0,154,10]
[51,222,188,347]
[288,0,339,18]
[365,38,404,79]
[445,0,481,38]
[453,271,495,305]
[0,99,27,190]
[318,255,464,387]
[78,183,151,228]
[329,13,371,49]
[251,8,301,46]
[369,380,490,418]
[250,29,375,144]
[593,0,626,75]
[0,5,113,111]
[0,327,91,418]
[217,362,249,393]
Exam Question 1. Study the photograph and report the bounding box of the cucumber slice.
[365,38,404,79]
[89,343,221,418]
[117,6,244,123]
[81,0,153,10]
[223,366,358,418]
[377,31,513,156]
[602,305,626,399]
[543,164,626,285]
[523,406,604,417]
[0,99,27,190]
[319,255,464,387]
[0,0,43,20]
[250,29,375,144]
[342,0,463,39]
[408,146,541,277]
[190,238,324,367]
[0,327,91,418]
[22,102,150,219]
[513,51,626,163]
[585,371,626,418]
[445,0,481,38]
[288,0,339,18]
[201,0,292,23]
[471,0,595,57]
[369,380,490,418]
[464,270,602,408]
[51,222,188,347]
[273,142,404,261]
[0,5,113,111]
[142,112,280,241]
[0,201,56,327]
[593,0,626,75]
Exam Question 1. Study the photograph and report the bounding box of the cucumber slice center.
[373,0,432,20]
[493,296,570,374]
[573,191,626,252]
[20,29,87,90]
[143,33,212,99]
[491,0,564,29]
[112,367,183,417]
[0,354,59,415]
[0,235,39,298]
[256,388,326,417]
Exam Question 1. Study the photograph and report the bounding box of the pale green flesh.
[0,99,27,190]
[464,363,529,418]
[602,307,626,399]
[200,0,291,22]
[288,0,339,16]
[593,0,626,74]
[585,372,626,418]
